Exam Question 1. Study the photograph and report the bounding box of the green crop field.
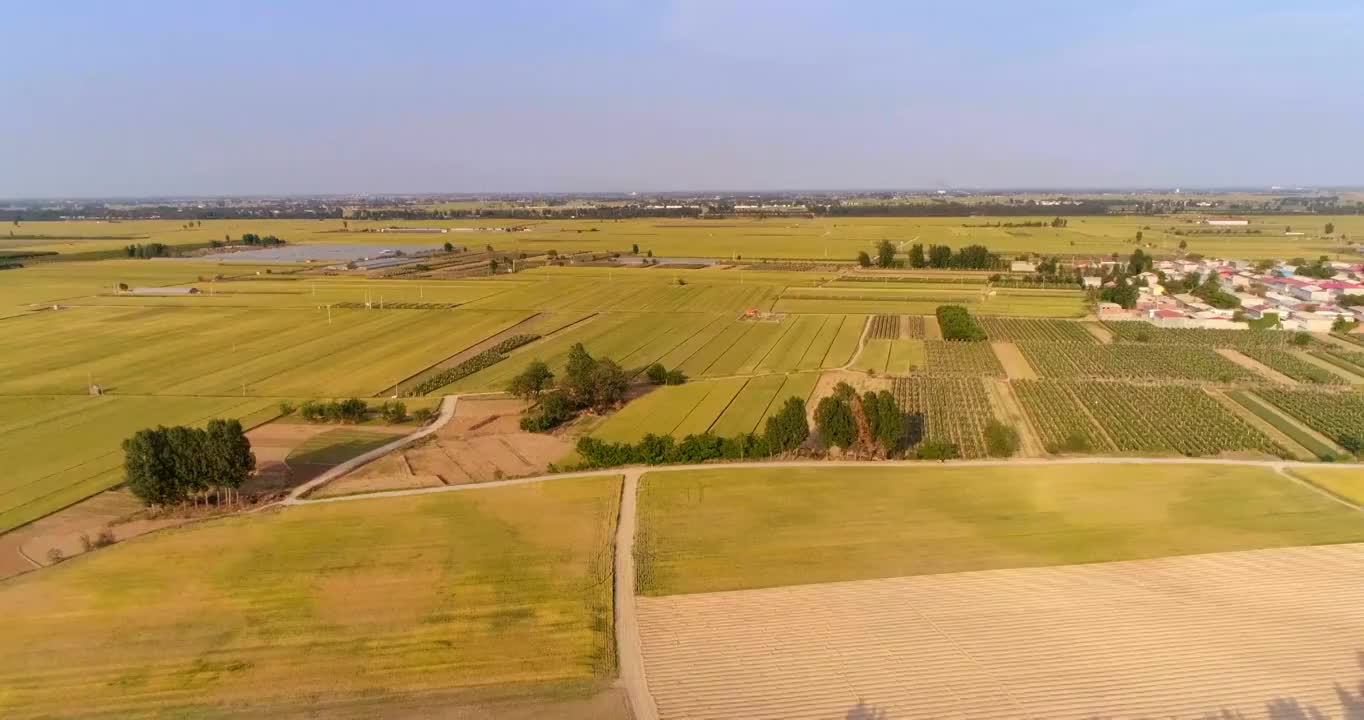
[0,395,281,533]
[8,215,1364,263]
[593,372,821,442]
[0,476,622,719]
[0,306,530,397]
[852,338,925,374]
[634,465,1364,596]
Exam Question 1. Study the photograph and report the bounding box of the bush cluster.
[645,363,687,385]
[299,398,370,423]
[936,305,986,341]
[410,334,540,395]
[517,345,630,431]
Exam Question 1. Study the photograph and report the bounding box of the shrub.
[520,391,575,432]
[412,407,435,424]
[645,363,668,385]
[664,369,687,385]
[380,401,407,424]
[573,430,773,468]
[46,548,64,564]
[983,420,1020,457]
[914,440,959,460]
[278,401,296,416]
[1058,431,1092,453]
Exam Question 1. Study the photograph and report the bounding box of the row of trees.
[572,397,809,468]
[123,242,173,258]
[515,344,629,431]
[238,233,284,246]
[123,420,255,507]
[856,241,998,270]
[814,383,906,456]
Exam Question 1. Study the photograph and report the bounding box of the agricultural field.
[0,305,530,397]
[1103,322,1295,348]
[633,464,1364,595]
[15,215,1360,262]
[1309,346,1364,377]
[450,314,863,393]
[637,543,1364,720]
[979,317,1096,343]
[1291,466,1364,505]
[1017,342,1255,382]
[851,338,924,374]
[1070,382,1286,457]
[0,395,280,533]
[1235,346,1345,385]
[891,377,995,457]
[591,373,821,443]
[1012,380,1116,453]
[0,476,624,719]
[923,339,1005,376]
[1255,388,1364,453]
[866,314,900,339]
[773,285,1085,318]
[1225,390,1345,460]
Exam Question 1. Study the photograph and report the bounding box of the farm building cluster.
[1096,256,1364,331]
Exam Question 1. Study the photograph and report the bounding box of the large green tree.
[875,240,896,268]
[764,397,809,453]
[510,360,555,400]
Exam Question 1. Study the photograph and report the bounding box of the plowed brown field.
[638,543,1364,720]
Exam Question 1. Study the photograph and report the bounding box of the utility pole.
[327,304,332,325]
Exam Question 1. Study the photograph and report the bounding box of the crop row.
[1104,322,1294,348]
[904,315,925,338]
[868,315,900,339]
[924,340,1004,377]
[978,318,1096,344]
[1309,347,1364,377]
[1255,388,1364,451]
[1235,347,1344,385]
[1016,342,1254,382]
[1070,382,1286,457]
[410,334,540,395]
[1012,380,1115,453]
[891,377,993,458]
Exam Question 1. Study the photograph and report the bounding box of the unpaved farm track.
[636,543,1364,720]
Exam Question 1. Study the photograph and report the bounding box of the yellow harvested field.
[1292,466,1364,505]
[637,543,1364,720]
[0,476,623,719]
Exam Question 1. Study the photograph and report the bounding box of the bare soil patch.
[313,397,572,498]
[638,543,1364,720]
[1217,348,1296,385]
[990,341,1037,380]
[922,314,943,340]
[1082,321,1113,343]
[987,379,1044,457]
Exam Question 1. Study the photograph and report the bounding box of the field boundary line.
[1206,389,1314,461]
[1245,389,1349,454]
[836,315,873,371]
[1292,349,1364,384]
[1277,466,1364,514]
[287,455,1364,508]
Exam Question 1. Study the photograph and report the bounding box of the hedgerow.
[409,334,540,395]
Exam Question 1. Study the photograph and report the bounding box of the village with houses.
[1092,253,1364,332]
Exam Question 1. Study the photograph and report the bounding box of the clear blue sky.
[3,1,1361,197]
